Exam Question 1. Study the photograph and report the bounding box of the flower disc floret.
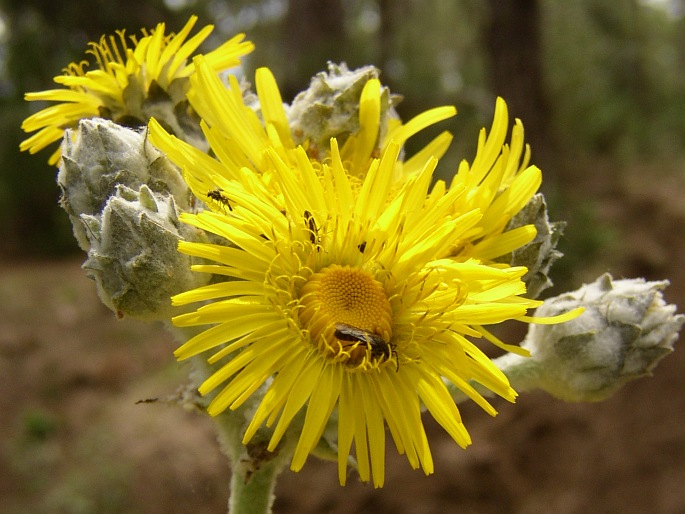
[299,264,394,368]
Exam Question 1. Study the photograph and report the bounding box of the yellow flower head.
[155,123,579,486]
[20,15,254,165]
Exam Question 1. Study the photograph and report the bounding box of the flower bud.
[287,62,399,153]
[500,193,565,298]
[82,184,210,321]
[516,273,683,402]
[58,118,191,250]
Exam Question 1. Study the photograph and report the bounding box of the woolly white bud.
[501,194,565,299]
[59,118,191,250]
[82,184,210,321]
[287,62,399,154]
[498,273,683,402]
[57,119,210,320]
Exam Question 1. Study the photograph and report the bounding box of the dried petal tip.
[522,273,683,402]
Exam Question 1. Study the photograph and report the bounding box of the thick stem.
[168,326,290,514]
[228,459,283,514]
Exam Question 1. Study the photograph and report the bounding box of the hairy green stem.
[228,459,283,514]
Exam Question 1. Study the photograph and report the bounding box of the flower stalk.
[227,461,281,514]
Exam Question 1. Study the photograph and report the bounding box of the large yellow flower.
[154,122,579,485]
[20,16,254,165]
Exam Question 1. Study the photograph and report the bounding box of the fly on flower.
[303,210,319,245]
[207,188,233,211]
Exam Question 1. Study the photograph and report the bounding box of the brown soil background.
[2,164,685,514]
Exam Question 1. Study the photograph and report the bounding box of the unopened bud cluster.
[59,119,209,320]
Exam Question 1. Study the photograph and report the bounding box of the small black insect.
[207,188,232,211]
[304,210,319,244]
[357,241,367,253]
[334,322,398,370]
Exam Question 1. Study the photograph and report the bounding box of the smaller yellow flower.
[21,15,254,165]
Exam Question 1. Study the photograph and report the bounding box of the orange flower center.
[299,264,394,369]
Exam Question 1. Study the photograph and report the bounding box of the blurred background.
[1,0,685,513]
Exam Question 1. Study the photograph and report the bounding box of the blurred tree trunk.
[377,0,399,77]
[281,0,347,100]
[485,0,557,176]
